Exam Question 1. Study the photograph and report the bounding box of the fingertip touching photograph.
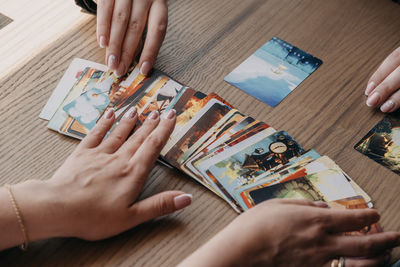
[1,0,400,266]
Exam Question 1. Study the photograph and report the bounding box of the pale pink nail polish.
[124,107,137,118]
[365,82,375,96]
[99,36,107,48]
[148,110,159,120]
[366,92,381,107]
[105,108,114,119]
[166,109,176,119]
[380,100,395,113]
[108,55,117,70]
[140,61,152,76]
[174,194,193,210]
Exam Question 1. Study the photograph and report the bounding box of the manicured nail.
[124,107,137,119]
[174,194,193,210]
[148,110,159,120]
[115,62,126,77]
[313,201,329,208]
[105,108,114,119]
[165,109,176,120]
[108,55,117,70]
[380,100,395,113]
[365,82,375,96]
[140,61,151,76]
[366,92,381,107]
[99,36,107,48]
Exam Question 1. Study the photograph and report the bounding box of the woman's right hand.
[180,199,400,267]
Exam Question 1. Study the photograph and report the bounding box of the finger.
[97,0,115,48]
[78,108,115,149]
[115,1,150,76]
[99,107,137,153]
[366,47,400,95]
[106,0,133,70]
[379,86,400,113]
[366,66,400,109]
[129,191,192,226]
[315,208,380,233]
[129,109,176,179]
[119,110,161,156]
[343,253,391,267]
[138,0,168,76]
[332,232,400,258]
[266,198,329,208]
[376,66,400,112]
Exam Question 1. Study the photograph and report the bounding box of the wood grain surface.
[1,0,400,265]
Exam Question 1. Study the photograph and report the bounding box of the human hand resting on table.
[96,0,168,77]
[0,107,192,251]
[365,47,400,113]
[180,199,400,267]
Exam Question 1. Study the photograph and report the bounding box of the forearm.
[0,180,63,251]
[178,225,269,267]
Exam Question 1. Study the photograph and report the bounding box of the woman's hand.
[5,107,192,249]
[365,47,400,113]
[97,0,168,77]
[180,199,400,267]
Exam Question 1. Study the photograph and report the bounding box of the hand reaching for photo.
[365,47,400,113]
[96,0,168,77]
[180,199,400,267]
[0,107,191,250]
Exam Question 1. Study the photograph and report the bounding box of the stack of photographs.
[40,58,379,235]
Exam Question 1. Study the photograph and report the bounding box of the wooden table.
[1,0,400,265]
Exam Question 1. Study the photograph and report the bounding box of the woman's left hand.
[11,107,192,244]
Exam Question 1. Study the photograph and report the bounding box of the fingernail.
[165,109,176,120]
[174,194,193,210]
[313,201,329,208]
[108,55,117,70]
[140,61,152,76]
[99,36,107,48]
[115,62,126,77]
[366,92,381,107]
[148,110,159,120]
[365,82,375,96]
[124,107,137,119]
[105,108,114,119]
[380,100,395,113]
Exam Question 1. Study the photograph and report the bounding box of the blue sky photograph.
[225,37,322,107]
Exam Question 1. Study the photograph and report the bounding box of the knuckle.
[90,128,105,141]
[127,19,141,33]
[156,197,172,215]
[113,11,129,25]
[111,132,125,146]
[156,22,167,33]
[311,214,327,227]
[120,164,133,177]
[146,134,165,150]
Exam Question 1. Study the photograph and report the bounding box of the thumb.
[130,191,193,225]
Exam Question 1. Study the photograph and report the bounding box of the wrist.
[180,221,268,267]
[11,180,68,242]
